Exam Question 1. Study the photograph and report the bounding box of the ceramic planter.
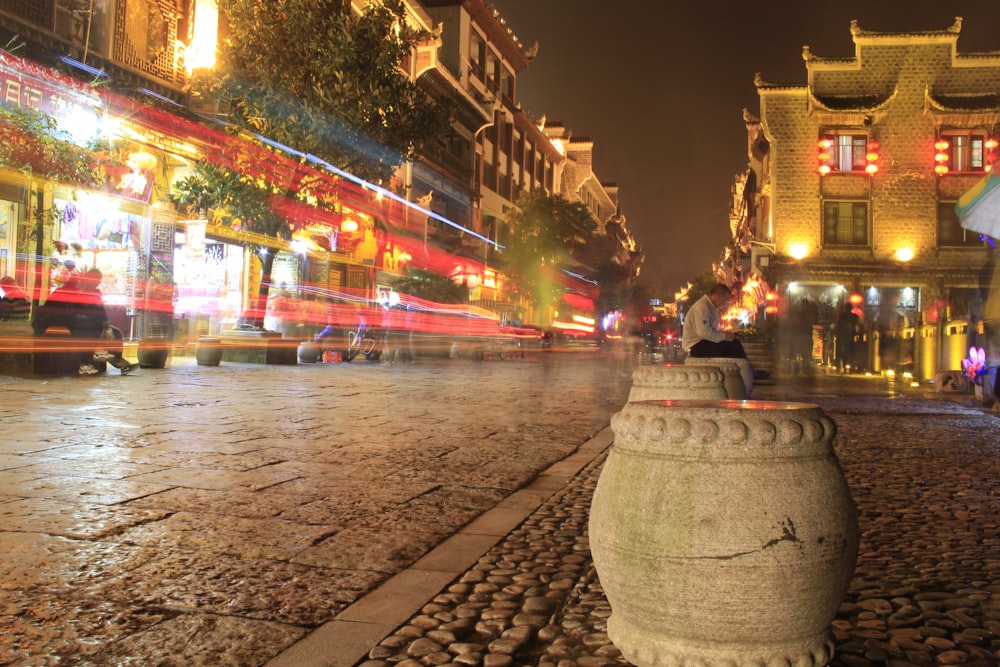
[590,399,859,666]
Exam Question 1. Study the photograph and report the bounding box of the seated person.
[682,283,768,380]
[33,269,137,375]
[0,276,31,321]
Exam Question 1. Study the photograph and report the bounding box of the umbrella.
[956,172,1000,239]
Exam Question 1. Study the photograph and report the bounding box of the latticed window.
[937,201,982,246]
[5,1,55,27]
[823,201,868,245]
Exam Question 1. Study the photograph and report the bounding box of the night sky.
[489,0,1000,296]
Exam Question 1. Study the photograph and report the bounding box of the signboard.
[0,52,103,145]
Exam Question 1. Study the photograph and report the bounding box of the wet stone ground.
[3,355,1000,667]
[0,352,634,666]
[358,381,1000,667]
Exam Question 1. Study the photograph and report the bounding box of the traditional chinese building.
[737,17,1000,379]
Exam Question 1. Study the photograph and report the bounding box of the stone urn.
[297,340,322,363]
[628,364,727,402]
[684,356,752,398]
[590,399,859,667]
[195,336,223,366]
[136,339,169,368]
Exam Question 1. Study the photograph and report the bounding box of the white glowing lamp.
[895,247,914,262]
[788,243,809,260]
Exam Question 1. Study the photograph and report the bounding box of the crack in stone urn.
[589,399,859,667]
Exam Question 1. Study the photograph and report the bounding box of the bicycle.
[344,323,383,362]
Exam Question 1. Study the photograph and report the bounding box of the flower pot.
[136,339,169,368]
[590,399,859,666]
[297,340,322,363]
[195,336,223,366]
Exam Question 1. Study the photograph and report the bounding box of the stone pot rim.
[630,398,819,411]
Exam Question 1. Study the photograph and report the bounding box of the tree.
[214,0,450,184]
[503,190,597,315]
[393,268,468,303]
[175,0,453,327]
[0,105,125,306]
[576,231,643,316]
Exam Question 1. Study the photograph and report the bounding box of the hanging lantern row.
[864,141,880,174]
[816,137,880,175]
[817,135,1000,176]
[934,139,950,175]
[933,136,999,175]
[817,138,834,175]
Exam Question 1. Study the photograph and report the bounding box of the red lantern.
[934,139,950,175]
[817,138,834,175]
[864,141,879,174]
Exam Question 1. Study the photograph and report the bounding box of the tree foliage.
[576,231,643,315]
[502,190,597,310]
[392,268,467,303]
[203,0,451,184]
[175,0,453,326]
[0,106,121,188]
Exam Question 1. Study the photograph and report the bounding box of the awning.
[957,172,1000,239]
[562,292,595,311]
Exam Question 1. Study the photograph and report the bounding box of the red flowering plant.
[0,106,123,189]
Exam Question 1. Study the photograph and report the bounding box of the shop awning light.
[138,88,184,108]
[562,270,599,285]
[57,55,108,79]
[303,152,501,248]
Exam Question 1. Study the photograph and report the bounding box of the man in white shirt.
[682,283,768,379]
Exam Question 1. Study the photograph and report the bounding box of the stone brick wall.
[760,27,1000,291]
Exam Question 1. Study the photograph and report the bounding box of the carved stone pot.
[684,356,752,398]
[297,341,322,363]
[628,364,727,402]
[136,339,169,369]
[195,336,223,366]
[590,399,859,667]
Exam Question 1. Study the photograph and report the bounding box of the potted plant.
[963,346,988,401]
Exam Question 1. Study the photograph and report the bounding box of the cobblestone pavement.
[355,373,1000,667]
[0,348,634,666]
[3,353,1000,667]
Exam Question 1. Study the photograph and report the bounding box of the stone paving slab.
[342,375,1000,667]
[0,352,632,666]
[4,355,998,666]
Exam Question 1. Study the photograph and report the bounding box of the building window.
[937,201,982,246]
[469,32,485,81]
[819,130,869,172]
[822,201,868,245]
[501,67,515,105]
[940,131,989,172]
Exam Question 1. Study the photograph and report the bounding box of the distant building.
[736,17,1000,378]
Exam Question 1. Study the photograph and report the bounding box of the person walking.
[834,303,860,373]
